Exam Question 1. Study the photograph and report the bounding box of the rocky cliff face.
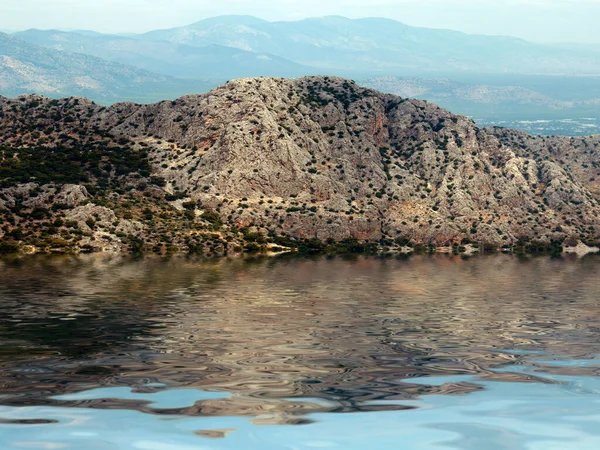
[1,76,600,254]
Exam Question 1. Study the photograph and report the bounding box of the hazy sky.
[2,0,600,44]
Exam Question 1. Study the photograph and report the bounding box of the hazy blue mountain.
[68,30,106,37]
[0,32,217,103]
[360,75,600,115]
[140,15,600,75]
[360,77,600,114]
[360,76,554,114]
[5,16,600,128]
[15,29,315,78]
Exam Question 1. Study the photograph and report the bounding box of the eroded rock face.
[2,76,600,250]
[122,77,600,245]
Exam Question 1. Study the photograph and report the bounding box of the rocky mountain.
[14,29,314,78]
[1,76,600,256]
[0,32,215,103]
[140,15,600,75]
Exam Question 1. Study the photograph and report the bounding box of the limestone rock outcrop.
[2,76,600,253]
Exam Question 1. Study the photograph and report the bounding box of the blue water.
[1,255,600,449]
[1,357,599,449]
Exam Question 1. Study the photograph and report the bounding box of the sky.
[2,0,600,44]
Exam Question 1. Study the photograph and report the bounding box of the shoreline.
[1,239,598,259]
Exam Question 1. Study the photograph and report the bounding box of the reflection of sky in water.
[1,359,599,450]
[53,387,230,409]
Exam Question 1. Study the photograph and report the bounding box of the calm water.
[0,254,599,449]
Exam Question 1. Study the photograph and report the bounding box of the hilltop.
[1,76,600,255]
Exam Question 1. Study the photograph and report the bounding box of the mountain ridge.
[1,76,600,255]
[14,29,315,79]
[5,16,600,123]
[0,31,218,103]
[138,15,600,75]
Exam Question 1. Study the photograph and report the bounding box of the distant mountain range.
[14,29,314,78]
[137,15,600,75]
[2,15,600,122]
[0,32,216,103]
[12,15,600,80]
[360,76,600,118]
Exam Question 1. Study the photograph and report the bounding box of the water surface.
[0,254,599,449]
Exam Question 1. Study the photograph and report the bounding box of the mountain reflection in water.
[0,254,599,424]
